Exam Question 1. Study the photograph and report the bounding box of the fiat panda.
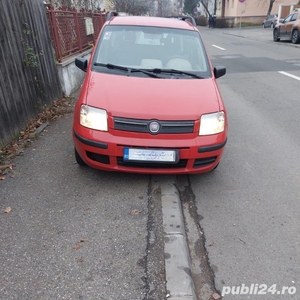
[73,13,227,174]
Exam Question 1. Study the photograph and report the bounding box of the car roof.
[107,15,196,31]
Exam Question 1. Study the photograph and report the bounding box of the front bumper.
[73,128,227,174]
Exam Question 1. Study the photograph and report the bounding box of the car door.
[287,13,299,37]
[280,14,293,36]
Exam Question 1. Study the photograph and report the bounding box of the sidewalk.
[223,26,273,41]
[222,26,300,48]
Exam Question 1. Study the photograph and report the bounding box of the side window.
[290,13,298,22]
[284,15,292,22]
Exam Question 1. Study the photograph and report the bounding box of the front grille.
[193,156,217,168]
[117,157,188,169]
[114,117,194,134]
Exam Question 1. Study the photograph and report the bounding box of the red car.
[73,14,227,174]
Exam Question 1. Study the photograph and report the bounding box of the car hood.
[85,72,221,120]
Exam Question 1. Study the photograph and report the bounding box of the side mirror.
[214,66,226,79]
[75,57,88,72]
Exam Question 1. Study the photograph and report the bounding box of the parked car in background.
[262,14,278,28]
[273,9,300,44]
[73,13,227,174]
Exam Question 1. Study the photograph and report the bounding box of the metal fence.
[46,6,106,62]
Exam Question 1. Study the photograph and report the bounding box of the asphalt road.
[192,26,300,299]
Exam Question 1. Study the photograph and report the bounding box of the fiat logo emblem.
[149,121,160,134]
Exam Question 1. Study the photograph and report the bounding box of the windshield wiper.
[93,63,161,78]
[93,63,129,72]
[130,68,161,78]
[93,63,202,78]
[151,68,205,79]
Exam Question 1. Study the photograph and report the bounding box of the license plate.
[124,148,178,163]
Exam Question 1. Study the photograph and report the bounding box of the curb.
[161,177,196,300]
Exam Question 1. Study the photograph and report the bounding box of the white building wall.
[225,0,296,18]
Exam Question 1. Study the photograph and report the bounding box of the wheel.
[273,29,280,42]
[262,22,265,28]
[75,148,87,166]
[291,29,300,44]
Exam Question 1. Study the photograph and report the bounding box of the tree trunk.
[267,0,275,16]
[200,0,212,18]
[221,0,225,17]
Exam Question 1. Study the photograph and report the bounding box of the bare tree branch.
[106,0,154,15]
[49,0,103,10]
[200,0,212,17]
[257,0,276,17]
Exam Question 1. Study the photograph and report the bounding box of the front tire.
[75,148,87,166]
[273,29,280,42]
[291,29,300,44]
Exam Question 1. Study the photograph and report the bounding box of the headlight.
[199,111,225,135]
[80,105,108,131]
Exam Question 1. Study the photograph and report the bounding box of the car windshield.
[92,25,211,78]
